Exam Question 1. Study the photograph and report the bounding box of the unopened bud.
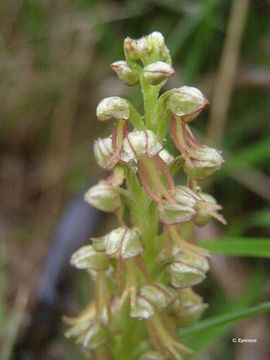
[174,185,200,208]
[167,86,208,122]
[70,245,109,271]
[111,61,139,86]
[169,252,209,288]
[140,351,165,360]
[121,130,162,162]
[158,201,196,225]
[140,283,175,309]
[147,32,170,63]
[130,296,154,319]
[124,37,142,62]
[124,32,170,65]
[120,227,143,259]
[93,227,143,259]
[143,61,174,85]
[176,252,209,273]
[84,182,121,213]
[96,97,129,122]
[183,146,224,180]
[93,137,114,170]
[169,261,205,288]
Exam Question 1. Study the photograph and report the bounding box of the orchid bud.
[84,182,121,213]
[158,201,196,225]
[174,185,200,208]
[147,32,170,63]
[140,351,165,360]
[195,193,226,226]
[183,146,224,180]
[96,97,130,122]
[121,130,162,162]
[143,61,174,85]
[174,288,208,327]
[140,283,175,309]
[93,137,114,170]
[124,32,170,65]
[169,261,205,289]
[83,323,108,349]
[93,227,143,259]
[169,252,209,288]
[167,86,208,122]
[111,61,139,86]
[130,296,154,319]
[70,245,109,271]
[176,252,209,273]
[124,37,142,62]
[102,227,125,257]
[120,227,143,259]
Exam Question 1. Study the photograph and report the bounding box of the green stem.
[140,75,161,129]
[125,167,159,268]
[129,103,145,129]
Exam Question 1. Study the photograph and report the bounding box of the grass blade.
[179,270,267,352]
[198,237,270,258]
[179,302,270,339]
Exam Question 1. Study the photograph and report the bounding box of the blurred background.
[0,0,269,359]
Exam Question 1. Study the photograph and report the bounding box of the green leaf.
[179,269,267,353]
[179,302,270,340]
[198,237,270,258]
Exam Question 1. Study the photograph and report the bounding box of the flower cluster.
[65,32,225,360]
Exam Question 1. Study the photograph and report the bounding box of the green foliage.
[199,237,270,258]
[179,302,270,354]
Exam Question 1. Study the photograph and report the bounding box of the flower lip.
[195,192,226,225]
